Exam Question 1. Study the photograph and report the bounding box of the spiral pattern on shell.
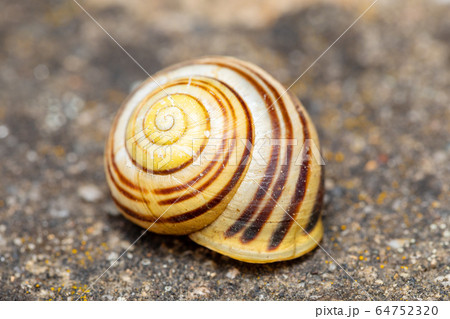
[105,56,324,263]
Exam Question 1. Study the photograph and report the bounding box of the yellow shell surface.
[105,56,324,263]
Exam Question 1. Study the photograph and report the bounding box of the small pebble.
[50,209,70,218]
[26,151,38,162]
[78,184,103,203]
[33,64,49,80]
[387,239,410,250]
[105,204,120,216]
[225,267,240,279]
[430,259,438,269]
[141,259,151,266]
[328,263,337,272]
[120,274,131,282]
[190,286,210,297]
[434,275,450,287]
[107,252,119,261]
[66,152,78,163]
[0,125,9,139]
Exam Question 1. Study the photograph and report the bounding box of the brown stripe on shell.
[117,80,250,225]
[158,79,237,205]
[225,146,279,237]
[111,133,250,225]
[235,62,294,243]
[106,156,145,202]
[106,79,155,194]
[110,75,253,224]
[153,76,232,198]
[109,123,149,194]
[150,79,224,194]
[153,151,221,195]
[268,103,311,250]
[112,195,156,222]
[163,78,253,223]
[212,61,282,239]
[110,154,149,193]
[133,80,223,219]
[304,164,324,234]
[156,140,229,205]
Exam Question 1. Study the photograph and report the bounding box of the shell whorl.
[105,56,324,263]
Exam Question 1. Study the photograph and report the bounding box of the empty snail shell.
[105,56,324,263]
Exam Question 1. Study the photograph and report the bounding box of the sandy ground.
[0,0,448,300]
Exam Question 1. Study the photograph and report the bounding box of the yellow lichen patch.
[358,192,368,202]
[364,160,378,171]
[342,179,357,189]
[431,201,440,208]
[85,251,93,262]
[53,145,65,157]
[376,192,387,205]
[335,152,345,163]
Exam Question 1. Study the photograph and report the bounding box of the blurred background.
[0,0,448,300]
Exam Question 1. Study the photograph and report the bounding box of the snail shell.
[105,56,324,263]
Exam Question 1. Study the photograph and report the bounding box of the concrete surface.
[0,0,448,300]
